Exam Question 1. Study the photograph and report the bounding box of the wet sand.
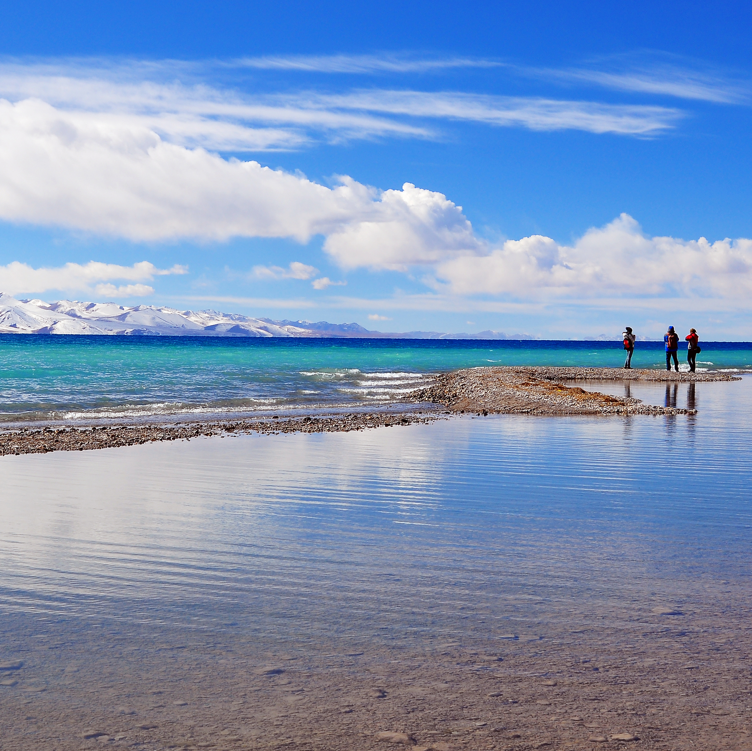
[0,367,740,456]
[3,592,751,751]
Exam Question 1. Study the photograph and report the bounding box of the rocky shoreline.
[0,410,442,457]
[411,366,740,417]
[0,367,741,456]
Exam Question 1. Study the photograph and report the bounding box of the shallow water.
[1,335,751,423]
[1,378,751,749]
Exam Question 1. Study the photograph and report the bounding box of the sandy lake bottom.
[1,378,751,750]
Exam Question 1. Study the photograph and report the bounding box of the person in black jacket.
[685,328,700,373]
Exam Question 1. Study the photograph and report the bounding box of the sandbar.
[0,367,741,456]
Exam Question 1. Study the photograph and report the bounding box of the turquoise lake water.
[1,336,751,423]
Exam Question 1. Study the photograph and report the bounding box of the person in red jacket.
[622,326,636,369]
[685,328,700,373]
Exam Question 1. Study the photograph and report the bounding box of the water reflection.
[0,379,750,637]
[688,381,697,411]
[1,382,751,751]
[665,382,679,408]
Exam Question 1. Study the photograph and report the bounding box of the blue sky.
[1,0,751,338]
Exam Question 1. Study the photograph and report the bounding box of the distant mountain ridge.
[0,293,526,339]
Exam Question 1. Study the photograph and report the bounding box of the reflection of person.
[685,328,699,373]
[664,326,679,371]
[687,382,696,411]
[665,383,678,408]
[622,327,636,369]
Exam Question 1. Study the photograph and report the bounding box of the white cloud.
[0,260,185,296]
[0,96,480,258]
[252,261,318,280]
[532,52,750,105]
[95,283,154,297]
[236,52,749,104]
[306,90,682,136]
[233,53,503,75]
[0,56,746,316]
[324,183,482,270]
[367,313,391,321]
[0,57,684,159]
[0,61,431,152]
[311,277,347,290]
[432,214,752,301]
[0,97,376,240]
[555,66,747,104]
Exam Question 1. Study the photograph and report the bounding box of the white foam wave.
[299,369,362,378]
[59,398,285,421]
[358,372,425,380]
[339,386,422,395]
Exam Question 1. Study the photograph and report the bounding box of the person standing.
[685,328,700,373]
[664,326,680,371]
[622,326,636,369]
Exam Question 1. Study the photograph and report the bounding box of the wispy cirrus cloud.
[303,90,682,136]
[232,53,504,75]
[0,62,431,151]
[0,56,687,156]
[550,66,748,104]
[239,51,749,105]
[532,53,750,105]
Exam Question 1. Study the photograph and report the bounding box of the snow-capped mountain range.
[0,293,355,337]
[0,293,521,339]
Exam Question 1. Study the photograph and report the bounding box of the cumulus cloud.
[311,277,347,290]
[0,260,186,296]
[367,313,391,321]
[0,97,377,240]
[0,96,479,262]
[432,214,752,301]
[324,183,482,270]
[252,261,318,280]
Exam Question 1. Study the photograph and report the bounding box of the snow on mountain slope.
[0,293,525,338]
[0,293,364,337]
